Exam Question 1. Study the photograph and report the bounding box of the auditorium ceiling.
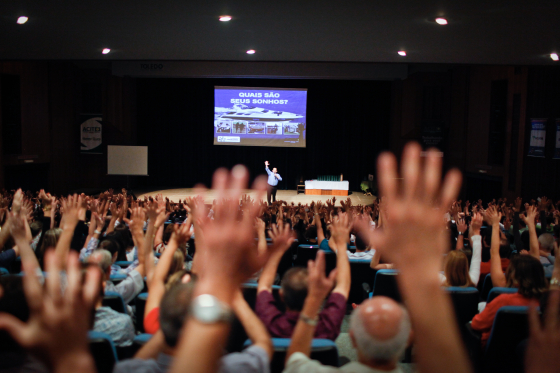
[0,0,559,64]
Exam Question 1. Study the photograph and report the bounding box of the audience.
[0,143,558,373]
[255,216,350,341]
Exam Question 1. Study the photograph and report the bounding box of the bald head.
[350,296,411,365]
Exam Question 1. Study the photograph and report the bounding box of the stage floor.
[135,188,376,206]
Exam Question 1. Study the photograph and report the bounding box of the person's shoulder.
[113,358,159,373]
[340,361,404,373]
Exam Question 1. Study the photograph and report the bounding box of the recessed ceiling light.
[398,51,407,56]
[551,53,559,61]
[435,18,448,25]
[17,16,28,24]
[246,49,256,54]
[102,48,111,54]
[219,15,232,22]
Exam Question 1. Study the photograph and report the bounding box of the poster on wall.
[528,118,546,158]
[80,114,103,154]
[554,119,560,159]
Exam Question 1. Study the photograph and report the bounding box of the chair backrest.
[241,283,282,310]
[114,261,133,268]
[445,287,479,327]
[109,273,127,285]
[480,273,493,301]
[88,331,118,373]
[372,269,401,303]
[295,245,318,267]
[487,287,517,304]
[103,291,127,314]
[135,292,149,332]
[483,306,532,373]
[245,338,338,373]
[348,260,376,304]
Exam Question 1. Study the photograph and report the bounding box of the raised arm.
[257,222,294,294]
[0,248,100,373]
[522,206,540,261]
[329,213,351,298]
[170,166,271,373]
[362,143,471,373]
[231,289,273,359]
[54,195,82,265]
[145,217,192,320]
[455,218,467,250]
[286,251,337,360]
[124,207,147,277]
[315,213,326,246]
[468,213,483,286]
[485,206,506,288]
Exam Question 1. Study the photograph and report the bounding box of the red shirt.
[144,307,160,334]
[471,292,532,346]
[255,290,346,341]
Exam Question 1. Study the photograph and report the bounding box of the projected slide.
[214,86,307,148]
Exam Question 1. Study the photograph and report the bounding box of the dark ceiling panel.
[0,0,559,64]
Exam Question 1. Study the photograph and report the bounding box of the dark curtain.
[136,78,391,191]
[523,67,560,200]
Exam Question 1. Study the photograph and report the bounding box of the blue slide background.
[214,87,307,146]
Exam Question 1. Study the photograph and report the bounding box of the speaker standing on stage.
[265,160,282,205]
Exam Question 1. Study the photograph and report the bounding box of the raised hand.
[526,290,560,373]
[0,251,100,373]
[124,207,146,234]
[470,212,483,236]
[330,212,352,249]
[307,250,337,301]
[265,160,269,167]
[192,165,268,298]
[483,205,502,227]
[362,143,461,271]
[268,222,294,255]
[522,205,538,226]
[12,188,24,215]
[60,194,82,230]
[456,218,467,234]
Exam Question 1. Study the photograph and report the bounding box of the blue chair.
[244,338,338,373]
[349,259,375,304]
[114,261,133,268]
[445,287,479,328]
[487,287,517,304]
[133,333,152,345]
[483,306,534,373]
[88,331,118,373]
[242,283,281,310]
[371,269,401,303]
[103,291,127,314]
[110,273,127,285]
[0,267,9,275]
[135,292,149,332]
[480,273,493,301]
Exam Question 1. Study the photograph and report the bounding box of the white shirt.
[284,353,404,373]
[347,250,375,260]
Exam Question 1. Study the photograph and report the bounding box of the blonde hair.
[444,250,474,287]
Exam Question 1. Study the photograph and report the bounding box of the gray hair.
[349,304,411,362]
[90,249,113,273]
[538,233,555,253]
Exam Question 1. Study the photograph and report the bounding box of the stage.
[135,188,376,206]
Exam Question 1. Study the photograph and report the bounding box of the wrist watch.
[190,294,234,324]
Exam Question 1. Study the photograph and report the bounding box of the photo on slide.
[214,86,307,148]
[216,120,232,133]
[247,122,265,134]
[232,121,247,134]
[283,123,300,135]
[266,123,282,135]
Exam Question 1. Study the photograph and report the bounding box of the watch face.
[192,294,229,323]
